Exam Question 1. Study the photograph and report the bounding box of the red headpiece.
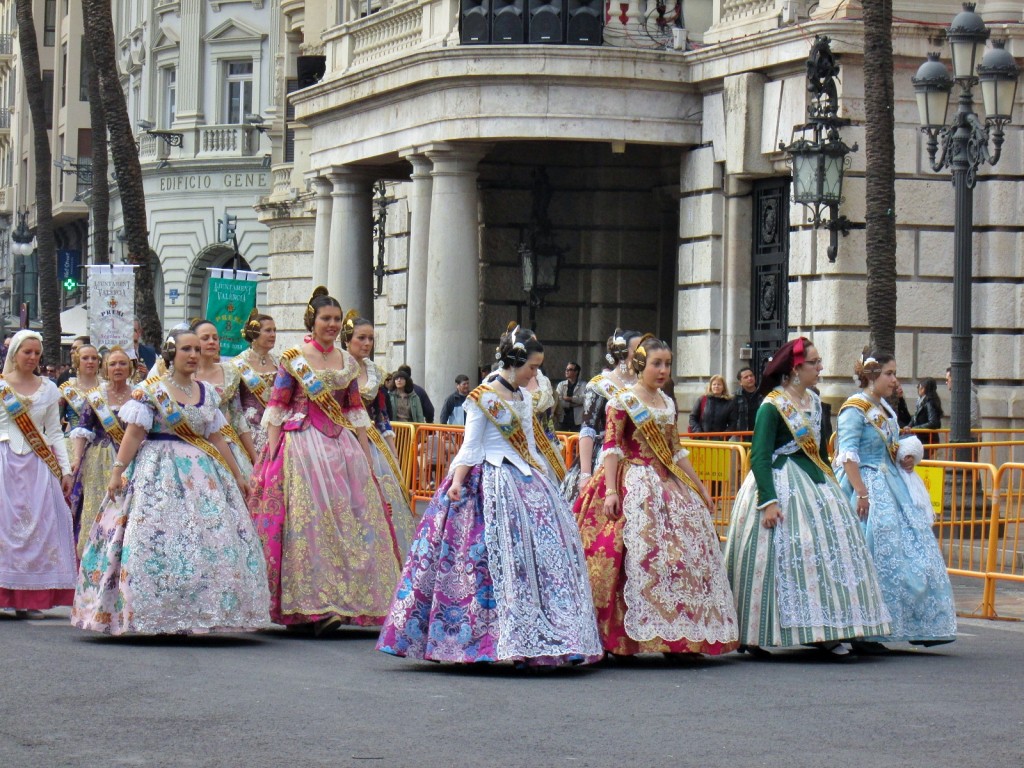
[759,337,812,394]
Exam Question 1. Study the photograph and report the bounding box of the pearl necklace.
[169,377,195,399]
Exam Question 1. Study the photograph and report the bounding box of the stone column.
[400,151,433,379]
[175,0,205,126]
[423,144,487,403]
[721,175,753,383]
[325,168,375,319]
[309,174,333,289]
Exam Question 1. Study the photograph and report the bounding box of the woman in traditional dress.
[575,336,739,659]
[724,338,891,659]
[60,343,101,440]
[834,352,956,649]
[560,330,641,506]
[192,319,258,478]
[72,329,269,635]
[68,347,135,559]
[230,309,278,456]
[248,287,401,636]
[523,337,566,482]
[0,331,77,618]
[378,323,603,667]
[342,312,416,557]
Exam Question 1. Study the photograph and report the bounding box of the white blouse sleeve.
[449,398,486,471]
[118,398,154,432]
[205,408,229,438]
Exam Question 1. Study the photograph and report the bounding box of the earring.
[168,362,175,375]
[605,353,615,366]
[618,360,629,375]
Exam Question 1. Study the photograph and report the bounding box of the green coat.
[389,390,426,423]
[749,396,830,507]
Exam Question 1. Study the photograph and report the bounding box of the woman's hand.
[900,456,915,472]
[70,458,81,475]
[106,473,123,501]
[447,483,462,502]
[761,502,783,529]
[854,492,870,520]
[603,490,620,519]
[61,474,74,497]
[236,475,249,501]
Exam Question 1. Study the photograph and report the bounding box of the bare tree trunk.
[863,0,897,354]
[81,0,161,345]
[14,0,60,364]
[86,48,109,266]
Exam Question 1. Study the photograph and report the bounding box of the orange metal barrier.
[923,440,1024,468]
[559,433,579,467]
[679,439,749,539]
[410,425,466,502]
[390,422,417,487]
[682,430,752,449]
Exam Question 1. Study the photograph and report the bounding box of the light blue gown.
[835,394,956,644]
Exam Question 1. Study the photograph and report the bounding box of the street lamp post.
[912,3,1020,445]
[10,208,37,325]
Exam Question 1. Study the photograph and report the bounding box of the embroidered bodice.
[835,393,900,470]
[118,381,228,438]
[0,377,71,474]
[262,347,370,437]
[451,386,546,476]
[60,376,97,432]
[357,358,394,437]
[603,390,688,473]
[580,372,621,441]
[68,382,129,446]
[233,352,279,427]
[197,363,249,438]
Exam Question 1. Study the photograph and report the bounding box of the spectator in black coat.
[912,377,944,443]
[688,375,736,434]
[731,366,763,432]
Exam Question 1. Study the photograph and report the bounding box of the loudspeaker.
[296,56,327,89]
[460,0,490,44]
[566,0,602,45]
[528,0,564,43]
[491,0,525,44]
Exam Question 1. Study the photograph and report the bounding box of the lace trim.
[602,446,624,459]
[69,427,96,442]
[261,405,291,428]
[579,425,598,441]
[673,447,689,462]
[833,449,861,467]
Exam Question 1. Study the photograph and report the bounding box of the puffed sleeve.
[262,363,297,427]
[602,403,627,459]
[450,397,486,471]
[579,388,606,441]
[340,379,371,429]
[834,406,864,467]
[69,401,97,443]
[749,402,780,509]
[118,396,155,432]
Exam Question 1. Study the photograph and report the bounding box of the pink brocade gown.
[248,355,401,626]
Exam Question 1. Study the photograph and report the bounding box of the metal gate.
[749,179,790,377]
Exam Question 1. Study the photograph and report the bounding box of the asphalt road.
[1,609,1022,768]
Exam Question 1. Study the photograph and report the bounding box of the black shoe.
[313,616,342,637]
[850,640,889,655]
[738,644,772,659]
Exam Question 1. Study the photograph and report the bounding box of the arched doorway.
[185,244,253,323]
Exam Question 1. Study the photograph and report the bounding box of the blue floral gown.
[835,394,957,644]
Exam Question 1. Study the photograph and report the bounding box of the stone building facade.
[257,0,1024,424]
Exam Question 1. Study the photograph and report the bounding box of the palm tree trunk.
[81,0,161,346]
[14,0,60,365]
[86,49,109,266]
[863,0,897,354]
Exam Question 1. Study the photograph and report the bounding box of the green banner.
[206,276,257,357]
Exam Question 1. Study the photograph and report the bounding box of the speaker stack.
[566,0,602,45]
[461,0,490,44]
[296,56,327,89]
[460,0,601,45]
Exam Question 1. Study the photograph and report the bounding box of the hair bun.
[631,333,656,374]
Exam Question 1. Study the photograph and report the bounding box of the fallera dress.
[248,347,401,627]
[68,383,127,559]
[724,388,892,648]
[358,358,415,557]
[559,371,624,507]
[231,350,279,456]
[834,393,957,644]
[203,362,254,479]
[0,378,77,610]
[531,369,566,481]
[575,389,739,656]
[377,382,603,666]
[72,379,270,635]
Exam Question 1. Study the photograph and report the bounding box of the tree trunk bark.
[14,0,60,365]
[86,47,109,266]
[863,0,897,354]
[81,0,161,346]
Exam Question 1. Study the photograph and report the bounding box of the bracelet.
[606,491,618,497]
[856,494,869,500]
[580,473,592,479]
[112,460,127,470]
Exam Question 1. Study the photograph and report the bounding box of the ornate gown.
[231,350,279,456]
[724,389,892,648]
[560,371,621,506]
[68,384,127,559]
[834,394,957,644]
[72,380,270,635]
[60,376,93,455]
[575,390,739,655]
[531,370,565,477]
[377,383,603,666]
[248,348,401,626]
[0,378,77,610]
[202,363,254,479]
[359,358,415,557]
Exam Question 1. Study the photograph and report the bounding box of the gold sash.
[616,389,703,497]
[839,394,900,463]
[59,379,89,417]
[0,377,63,479]
[231,353,273,408]
[135,376,231,472]
[84,385,126,446]
[281,348,410,502]
[467,384,545,474]
[532,414,566,481]
[764,388,834,478]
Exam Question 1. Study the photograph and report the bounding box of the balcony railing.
[0,34,12,57]
[0,106,11,131]
[136,123,262,163]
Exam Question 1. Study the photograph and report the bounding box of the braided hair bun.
[303,286,340,331]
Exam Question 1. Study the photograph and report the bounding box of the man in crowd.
[438,374,471,426]
[396,364,435,423]
[946,366,981,430]
[555,362,584,432]
[731,366,763,432]
[133,319,157,378]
